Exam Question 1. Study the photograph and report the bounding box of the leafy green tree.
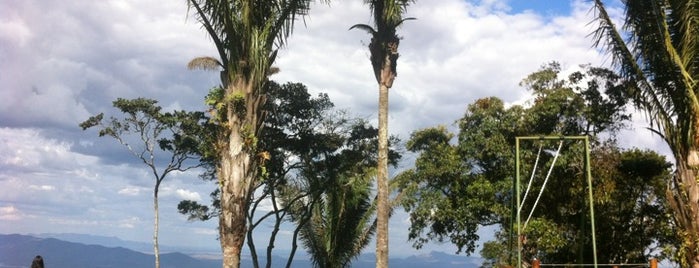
[184,1,324,267]
[397,63,675,266]
[80,98,206,268]
[591,146,676,264]
[350,1,414,266]
[591,1,699,266]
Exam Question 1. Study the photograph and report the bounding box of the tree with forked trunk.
[80,98,206,268]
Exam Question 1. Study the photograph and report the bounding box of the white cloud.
[193,228,218,236]
[0,11,33,47]
[117,216,142,229]
[0,205,22,221]
[175,188,202,202]
[29,185,55,191]
[276,0,608,141]
[48,218,100,226]
[118,186,142,196]
[71,168,100,181]
[0,127,99,171]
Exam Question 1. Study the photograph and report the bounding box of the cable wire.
[518,143,543,214]
[523,140,563,230]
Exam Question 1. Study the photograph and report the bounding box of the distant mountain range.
[33,233,219,254]
[0,234,222,268]
[0,233,482,268]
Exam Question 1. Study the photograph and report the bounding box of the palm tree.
[286,120,386,268]
[591,1,699,267]
[298,172,377,268]
[185,1,319,267]
[350,1,414,267]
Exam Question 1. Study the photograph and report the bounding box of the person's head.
[31,255,44,268]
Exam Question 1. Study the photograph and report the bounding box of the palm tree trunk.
[218,88,257,268]
[669,160,699,268]
[218,150,252,268]
[153,187,160,268]
[376,82,390,268]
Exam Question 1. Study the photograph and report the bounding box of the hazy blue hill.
[34,232,219,253]
[35,233,152,252]
[0,234,481,268]
[0,234,219,268]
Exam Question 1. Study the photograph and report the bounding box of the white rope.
[523,140,563,230]
[518,143,543,214]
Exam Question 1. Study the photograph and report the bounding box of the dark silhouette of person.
[31,255,44,268]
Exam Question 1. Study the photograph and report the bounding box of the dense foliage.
[396,63,677,266]
[178,81,400,268]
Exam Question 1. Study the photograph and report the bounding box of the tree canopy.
[396,63,676,266]
[178,81,401,268]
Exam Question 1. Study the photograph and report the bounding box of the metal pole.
[584,136,598,268]
[515,137,522,268]
[509,143,516,265]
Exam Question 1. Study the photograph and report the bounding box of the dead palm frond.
[187,56,223,71]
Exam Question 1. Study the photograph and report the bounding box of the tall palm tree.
[185,1,318,267]
[350,1,414,267]
[592,1,699,267]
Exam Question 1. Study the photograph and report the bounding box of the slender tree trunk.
[153,187,160,268]
[669,159,699,268]
[376,82,390,268]
[247,214,260,268]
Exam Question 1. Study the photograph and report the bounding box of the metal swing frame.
[513,136,597,268]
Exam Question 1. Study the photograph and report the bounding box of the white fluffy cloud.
[118,186,143,196]
[275,0,608,140]
[29,185,56,191]
[175,188,202,202]
[0,128,97,170]
[0,205,22,221]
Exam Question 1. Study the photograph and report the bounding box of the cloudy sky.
[0,0,669,259]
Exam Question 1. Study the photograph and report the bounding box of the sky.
[0,0,670,260]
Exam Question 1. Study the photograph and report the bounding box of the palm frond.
[395,17,416,28]
[269,0,311,48]
[671,0,699,76]
[268,66,280,76]
[186,0,229,68]
[349,24,377,35]
[187,56,223,71]
[591,0,678,147]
